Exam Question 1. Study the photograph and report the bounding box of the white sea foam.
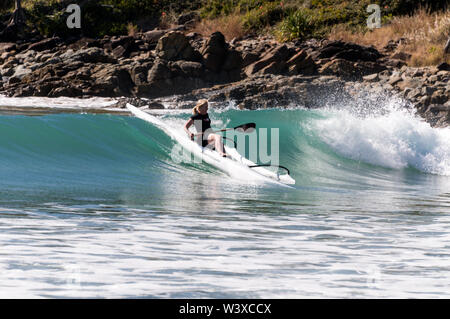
[0,95,118,109]
[314,101,450,176]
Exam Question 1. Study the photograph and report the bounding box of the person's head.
[193,99,208,115]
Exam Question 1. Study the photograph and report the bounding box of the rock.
[200,32,228,72]
[156,31,198,61]
[259,61,286,75]
[106,36,138,58]
[148,59,172,82]
[48,86,82,97]
[8,76,21,85]
[0,24,19,42]
[318,59,356,78]
[172,60,204,77]
[244,45,289,76]
[144,30,169,44]
[241,52,260,68]
[431,90,448,104]
[388,74,402,85]
[385,59,407,68]
[222,49,242,71]
[422,86,437,96]
[28,37,59,52]
[318,40,382,62]
[0,43,17,53]
[286,49,316,75]
[90,65,134,96]
[12,65,32,80]
[391,51,411,61]
[363,73,379,82]
[396,78,423,90]
[130,63,152,86]
[34,82,54,96]
[406,88,421,100]
[110,36,135,50]
[437,62,450,71]
[60,48,117,64]
[418,95,431,108]
[429,104,450,113]
[1,67,15,77]
[112,45,127,59]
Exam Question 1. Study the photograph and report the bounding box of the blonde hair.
[192,99,208,115]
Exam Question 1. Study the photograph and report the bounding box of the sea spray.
[313,100,450,176]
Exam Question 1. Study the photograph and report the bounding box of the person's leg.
[208,134,226,156]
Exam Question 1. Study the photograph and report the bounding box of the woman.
[184,99,227,157]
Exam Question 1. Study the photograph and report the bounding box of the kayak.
[126,103,295,186]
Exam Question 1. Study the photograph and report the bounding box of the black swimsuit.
[190,113,212,147]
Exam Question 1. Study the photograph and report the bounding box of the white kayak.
[126,103,295,186]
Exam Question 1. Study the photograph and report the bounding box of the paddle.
[226,122,256,133]
[194,123,256,136]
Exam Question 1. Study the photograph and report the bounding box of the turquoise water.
[0,105,449,298]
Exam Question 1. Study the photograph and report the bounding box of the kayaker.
[184,99,228,157]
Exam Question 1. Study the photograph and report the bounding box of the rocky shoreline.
[0,28,449,127]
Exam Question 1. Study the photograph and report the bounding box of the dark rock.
[8,76,21,85]
[391,51,411,61]
[200,32,228,72]
[319,59,385,79]
[437,62,450,71]
[222,49,242,71]
[90,65,134,96]
[12,85,35,97]
[385,58,407,68]
[134,84,153,96]
[33,82,54,96]
[112,45,127,59]
[131,63,152,85]
[186,32,200,41]
[61,47,117,64]
[244,45,289,76]
[286,49,316,75]
[111,36,135,50]
[28,37,59,52]
[0,24,19,42]
[259,61,286,75]
[429,104,450,113]
[241,52,260,68]
[431,91,448,104]
[144,30,169,44]
[48,86,82,97]
[148,59,173,82]
[172,60,204,77]
[318,41,382,62]
[155,31,198,62]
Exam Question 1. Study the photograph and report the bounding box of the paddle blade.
[234,123,256,133]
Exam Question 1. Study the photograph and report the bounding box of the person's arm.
[184,118,194,140]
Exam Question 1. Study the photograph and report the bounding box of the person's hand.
[189,133,194,141]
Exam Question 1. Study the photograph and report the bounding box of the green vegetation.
[0,0,448,39]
